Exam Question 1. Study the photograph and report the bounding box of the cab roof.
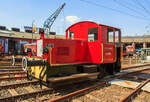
[66,21,120,32]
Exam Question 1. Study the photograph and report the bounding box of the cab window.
[67,30,70,39]
[88,27,98,41]
[107,28,114,43]
[67,30,74,39]
[115,30,121,43]
[70,32,74,39]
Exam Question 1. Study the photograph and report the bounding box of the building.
[0,25,149,55]
[0,26,65,55]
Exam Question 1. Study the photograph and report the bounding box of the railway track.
[0,85,55,102]
[0,59,11,61]
[0,71,25,76]
[0,59,60,101]
[0,70,26,82]
[1,64,147,101]
[0,66,22,68]
[0,68,22,71]
[119,78,150,102]
[0,78,101,101]
[0,62,21,66]
[48,66,150,102]
[0,80,39,89]
[0,65,22,72]
[0,58,150,102]
[0,76,27,81]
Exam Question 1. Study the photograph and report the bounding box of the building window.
[88,27,98,41]
[107,28,114,43]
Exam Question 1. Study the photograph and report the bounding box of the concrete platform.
[109,79,150,92]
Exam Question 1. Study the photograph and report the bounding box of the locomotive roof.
[66,21,120,31]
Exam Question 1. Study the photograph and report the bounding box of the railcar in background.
[126,45,135,56]
[23,43,36,56]
[22,21,121,86]
[12,43,36,66]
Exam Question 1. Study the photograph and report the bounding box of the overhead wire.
[145,23,150,34]
[138,0,150,34]
[134,0,150,15]
[79,0,149,21]
[145,0,150,7]
[113,0,147,18]
[133,0,150,34]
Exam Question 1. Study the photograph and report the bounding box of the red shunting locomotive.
[22,21,121,85]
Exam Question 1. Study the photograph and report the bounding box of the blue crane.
[43,3,66,34]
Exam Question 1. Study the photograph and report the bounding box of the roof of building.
[1,29,150,43]
[0,30,65,39]
[122,35,150,43]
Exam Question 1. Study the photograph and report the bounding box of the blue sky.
[0,0,150,36]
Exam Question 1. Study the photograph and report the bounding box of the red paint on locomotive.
[36,21,121,66]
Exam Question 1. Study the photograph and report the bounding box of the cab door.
[114,29,121,63]
[102,28,115,63]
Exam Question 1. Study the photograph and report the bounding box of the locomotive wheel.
[97,65,105,79]
[77,66,84,73]
[22,57,27,71]
[115,61,121,73]
[104,63,116,75]
[108,63,116,75]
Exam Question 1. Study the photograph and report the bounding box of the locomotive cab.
[66,21,121,74]
[23,21,121,86]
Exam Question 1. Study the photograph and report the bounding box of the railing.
[122,56,141,65]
